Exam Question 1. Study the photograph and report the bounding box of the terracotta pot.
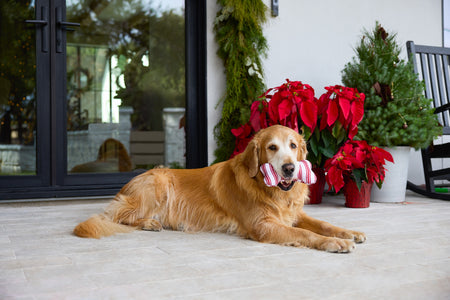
[307,167,325,204]
[344,180,373,208]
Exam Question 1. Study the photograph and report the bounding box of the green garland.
[213,0,268,163]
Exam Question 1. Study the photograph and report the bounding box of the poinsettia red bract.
[230,80,366,166]
[231,79,318,157]
[324,140,394,193]
[318,85,365,140]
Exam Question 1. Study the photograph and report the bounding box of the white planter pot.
[371,146,411,203]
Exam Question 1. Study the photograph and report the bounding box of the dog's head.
[241,125,307,191]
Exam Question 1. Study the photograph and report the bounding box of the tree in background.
[67,0,185,131]
[341,22,441,149]
[0,0,36,145]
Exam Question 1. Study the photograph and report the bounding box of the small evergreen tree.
[342,22,441,149]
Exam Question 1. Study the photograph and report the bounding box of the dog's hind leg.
[107,195,163,231]
[105,193,151,227]
[105,171,171,231]
[139,218,163,231]
[74,170,170,238]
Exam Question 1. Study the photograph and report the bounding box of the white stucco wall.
[261,0,442,90]
[206,0,443,184]
[206,1,225,165]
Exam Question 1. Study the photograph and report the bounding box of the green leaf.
[318,145,335,159]
[303,126,311,141]
[332,122,347,145]
[309,136,319,156]
[352,169,365,191]
[331,122,343,139]
[321,130,334,148]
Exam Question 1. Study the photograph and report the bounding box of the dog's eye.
[268,145,277,151]
[290,143,297,149]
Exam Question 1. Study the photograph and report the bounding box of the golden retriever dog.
[74,125,366,252]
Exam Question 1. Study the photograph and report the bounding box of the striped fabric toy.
[260,161,317,187]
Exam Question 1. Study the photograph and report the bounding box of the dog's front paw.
[320,238,355,253]
[336,230,366,244]
[351,231,366,243]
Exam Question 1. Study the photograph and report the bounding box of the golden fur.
[74,125,366,252]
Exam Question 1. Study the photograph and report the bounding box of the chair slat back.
[407,41,450,134]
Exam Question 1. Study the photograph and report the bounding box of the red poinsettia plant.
[231,79,365,168]
[324,140,394,193]
[304,85,365,167]
[231,80,316,157]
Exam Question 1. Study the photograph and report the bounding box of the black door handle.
[59,21,81,28]
[25,6,48,53]
[25,20,47,25]
[55,7,80,53]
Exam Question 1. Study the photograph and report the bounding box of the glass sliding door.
[65,0,187,175]
[0,1,38,176]
[0,0,51,190]
[0,0,206,200]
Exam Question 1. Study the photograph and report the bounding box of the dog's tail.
[73,213,135,239]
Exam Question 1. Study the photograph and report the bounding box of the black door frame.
[186,0,208,169]
[0,0,207,201]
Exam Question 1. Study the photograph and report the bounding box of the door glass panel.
[0,1,37,175]
[66,0,186,174]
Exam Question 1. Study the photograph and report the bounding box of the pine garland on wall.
[213,0,268,163]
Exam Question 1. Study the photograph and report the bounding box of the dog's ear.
[242,138,260,178]
[297,136,308,161]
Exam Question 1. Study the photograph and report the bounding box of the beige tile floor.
[0,192,449,299]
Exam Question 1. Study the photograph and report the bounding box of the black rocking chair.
[406,41,450,200]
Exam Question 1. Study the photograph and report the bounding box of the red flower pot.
[343,180,373,208]
[307,167,325,204]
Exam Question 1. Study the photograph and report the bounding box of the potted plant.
[231,80,365,204]
[303,85,365,204]
[304,85,365,167]
[324,140,393,208]
[341,22,442,202]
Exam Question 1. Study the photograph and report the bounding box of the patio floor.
[0,192,449,299]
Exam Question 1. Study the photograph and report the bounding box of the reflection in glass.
[0,1,36,175]
[66,0,186,173]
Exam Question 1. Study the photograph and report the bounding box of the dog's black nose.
[282,163,295,178]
